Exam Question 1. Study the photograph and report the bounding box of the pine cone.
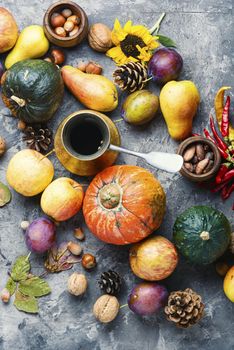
[22,125,53,153]
[164,288,204,328]
[98,270,121,295]
[113,62,148,93]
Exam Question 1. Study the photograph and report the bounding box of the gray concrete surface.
[0,0,234,349]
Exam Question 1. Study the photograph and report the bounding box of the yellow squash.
[5,25,49,69]
[61,66,118,112]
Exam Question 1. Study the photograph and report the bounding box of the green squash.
[173,206,231,265]
[1,59,64,123]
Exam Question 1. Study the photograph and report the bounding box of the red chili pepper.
[211,178,231,193]
[215,163,230,184]
[222,169,234,182]
[222,183,234,200]
[210,115,228,151]
[221,96,230,138]
[192,133,200,137]
[203,128,229,159]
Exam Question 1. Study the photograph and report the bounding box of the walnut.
[93,294,119,323]
[67,273,87,296]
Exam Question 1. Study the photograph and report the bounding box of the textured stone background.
[0,0,234,349]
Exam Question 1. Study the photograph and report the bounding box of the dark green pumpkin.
[173,206,231,265]
[1,59,64,123]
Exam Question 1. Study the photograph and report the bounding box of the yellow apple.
[224,266,234,302]
[41,177,84,221]
[7,149,54,196]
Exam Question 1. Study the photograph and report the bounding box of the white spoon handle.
[109,144,183,173]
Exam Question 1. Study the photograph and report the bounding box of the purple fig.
[25,217,56,253]
[128,282,168,316]
[148,48,183,84]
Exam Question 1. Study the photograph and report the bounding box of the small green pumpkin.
[1,59,64,123]
[173,206,231,265]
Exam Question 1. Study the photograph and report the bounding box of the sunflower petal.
[123,20,132,33]
[106,46,128,65]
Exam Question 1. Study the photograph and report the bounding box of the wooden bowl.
[43,1,88,48]
[177,136,221,182]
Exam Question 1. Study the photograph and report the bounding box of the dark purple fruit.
[128,282,168,316]
[148,48,183,84]
[25,217,56,253]
[0,62,3,81]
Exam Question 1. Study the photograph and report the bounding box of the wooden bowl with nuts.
[177,136,221,182]
[43,0,88,47]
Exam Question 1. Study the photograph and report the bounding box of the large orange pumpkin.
[83,165,166,245]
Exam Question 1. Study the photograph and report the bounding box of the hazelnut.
[88,23,113,53]
[67,15,80,25]
[69,26,79,37]
[61,8,73,18]
[67,241,83,256]
[93,295,119,323]
[51,13,66,28]
[86,61,102,75]
[0,136,6,156]
[64,20,74,32]
[17,120,26,131]
[82,253,96,269]
[50,49,65,65]
[67,272,87,296]
[74,227,85,240]
[76,61,88,72]
[1,288,10,303]
[20,220,30,230]
[54,26,66,37]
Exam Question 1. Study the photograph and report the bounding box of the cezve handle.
[109,144,183,173]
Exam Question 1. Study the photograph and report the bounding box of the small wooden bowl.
[177,136,221,182]
[43,1,88,48]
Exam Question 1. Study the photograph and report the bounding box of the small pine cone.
[164,288,204,328]
[98,270,121,295]
[113,62,148,93]
[22,125,53,154]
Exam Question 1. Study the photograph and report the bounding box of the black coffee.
[70,121,103,155]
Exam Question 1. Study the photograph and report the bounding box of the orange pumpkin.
[83,165,166,245]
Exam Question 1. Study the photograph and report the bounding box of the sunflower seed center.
[120,35,145,58]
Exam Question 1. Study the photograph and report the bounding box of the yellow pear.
[5,25,49,69]
[159,80,200,140]
[61,65,118,112]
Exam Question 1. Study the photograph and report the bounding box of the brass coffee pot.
[54,109,121,176]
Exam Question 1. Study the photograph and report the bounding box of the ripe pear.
[61,66,118,112]
[121,90,159,125]
[5,25,49,69]
[159,80,200,140]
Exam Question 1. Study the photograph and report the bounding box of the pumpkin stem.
[99,184,121,209]
[10,95,26,107]
[200,231,210,240]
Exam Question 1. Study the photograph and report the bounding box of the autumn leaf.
[11,255,30,281]
[14,290,38,314]
[18,276,51,297]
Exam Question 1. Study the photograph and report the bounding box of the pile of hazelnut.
[50,8,80,37]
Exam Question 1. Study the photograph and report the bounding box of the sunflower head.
[106,19,159,65]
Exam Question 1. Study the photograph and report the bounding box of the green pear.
[160,80,200,140]
[121,90,159,125]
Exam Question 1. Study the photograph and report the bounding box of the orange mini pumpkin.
[83,165,166,245]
